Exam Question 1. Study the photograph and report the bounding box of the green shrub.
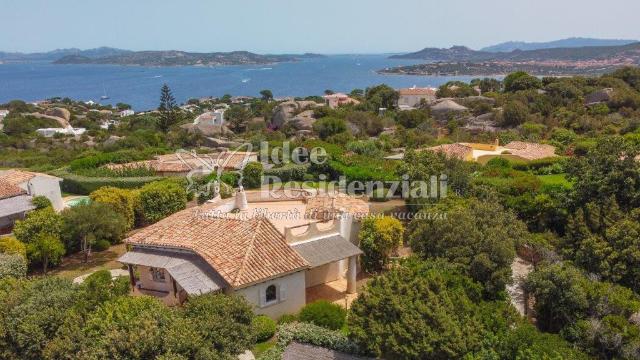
[31,196,52,210]
[242,162,264,189]
[139,180,187,224]
[486,157,512,169]
[90,187,140,230]
[264,164,308,182]
[0,253,27,278]
[0,236,27,258]
[313,117,347,139]
[252,315,276,342]
[298,300,346,330]
[220,172,240,187]
[359,216,404,272]
[93,239,111,252]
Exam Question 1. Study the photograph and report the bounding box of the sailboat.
[100,84,110,100]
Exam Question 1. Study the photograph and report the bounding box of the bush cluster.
[298,300,347,330]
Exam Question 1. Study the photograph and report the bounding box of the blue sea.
[0,55,477,111]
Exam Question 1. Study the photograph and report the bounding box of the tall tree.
[225,105,252,133]
[407,197,526,298]
[158,84,178,133]
[259,89,273,101]
[60,203,128,262]
[27,233,65,274]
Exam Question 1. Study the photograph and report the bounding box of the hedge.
[138,180,187,224]
[510,156,566,172]
[264,164,309,182]
[68,148,165,171]
[51,168,163,195]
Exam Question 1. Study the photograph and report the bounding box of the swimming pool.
[64,196,91,207]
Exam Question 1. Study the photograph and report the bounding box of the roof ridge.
[232,217,263,286]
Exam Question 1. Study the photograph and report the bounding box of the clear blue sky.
[2,0,639,54]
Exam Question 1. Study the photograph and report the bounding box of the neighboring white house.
[397,87,437,109]
[36,126,87,138]
[119,189,368,318]
[119,109,135,117]
[0,170,64,212]
[193,109,225,126]
[100,120,120,130]
[0,180,35,234]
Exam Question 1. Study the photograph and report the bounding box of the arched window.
[265,284,277,303]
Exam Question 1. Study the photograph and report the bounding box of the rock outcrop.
[45,107,71,122]
[289,110,316,131]
[271,100,321,129]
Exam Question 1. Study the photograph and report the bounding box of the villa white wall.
[136,265,173,293]
[234,271,306,319]
[19,176,63,212]
[305,260,345,288]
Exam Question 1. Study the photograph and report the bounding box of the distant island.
[0,47,325,66]
[383,42,640,76]
[54,51,325,66]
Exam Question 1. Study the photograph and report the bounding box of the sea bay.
[0,55,478,110]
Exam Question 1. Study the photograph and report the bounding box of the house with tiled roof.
[386,140,556,164]
[397,87,437,109]
[323,93,360,109]
[0,180,35,234]
[105,151,259,176]
[0,169,63,211]
[119,189,367,318]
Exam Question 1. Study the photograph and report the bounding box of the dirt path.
[507,256,533,316]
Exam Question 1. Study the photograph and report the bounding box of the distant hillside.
[53,50,325,66]
[0,47,131,62]
[390,42,640,63]
[481,37,638,52]
[390,46,496,62]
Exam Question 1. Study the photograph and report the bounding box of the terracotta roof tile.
[125,207,308,288]
[0,180,25,200]
[504,141,557,161]
[427,143,473,160]
[0,169,60,185]
[105,151,257,173]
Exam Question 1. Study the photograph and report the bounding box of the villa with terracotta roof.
[323,93,360,109]
[385,140,557,163]
[118,189,367,318]
[105,151,259,176]
[0,169,63,212]
[397,87,437,109]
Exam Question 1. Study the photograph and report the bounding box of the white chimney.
[235,186,248,211]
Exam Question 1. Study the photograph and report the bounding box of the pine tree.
[158,84,177,133]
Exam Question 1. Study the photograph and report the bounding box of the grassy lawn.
[537,174,573,188]
[45,243,127,280]
[252,338,277,357]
